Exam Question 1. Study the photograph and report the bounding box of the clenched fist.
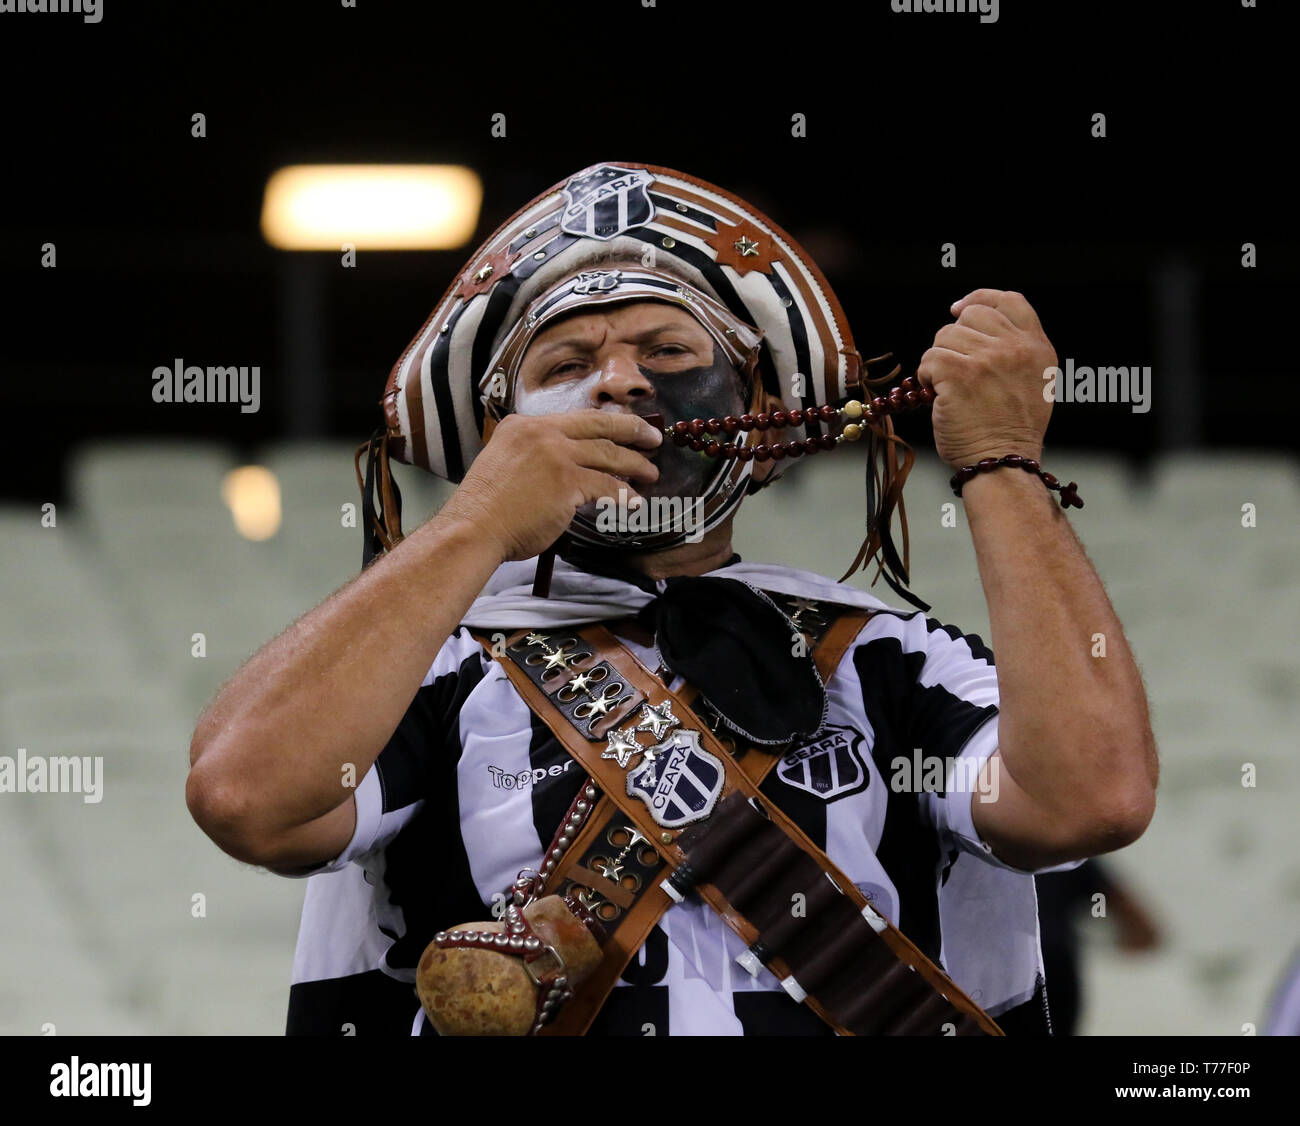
[917,289,1057,470]
[435,409,662,564]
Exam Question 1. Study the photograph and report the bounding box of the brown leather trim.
[603,620,1001,1035]
[380,187,568,469]
[383,316,435,469]
[812,610,874,681]
[651,211,743,244]
[404,333,430,472]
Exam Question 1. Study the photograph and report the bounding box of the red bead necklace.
[647,377,937,463]
[645,375,1084,508]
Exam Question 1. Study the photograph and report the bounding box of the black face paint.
[635,342,747,500]
[513,338,748,535]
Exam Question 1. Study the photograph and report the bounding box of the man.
[186,162,1157,1036]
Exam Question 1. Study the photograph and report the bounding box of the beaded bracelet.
[950,455,1084,509]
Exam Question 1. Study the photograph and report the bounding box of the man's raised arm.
[918,289,1158,873]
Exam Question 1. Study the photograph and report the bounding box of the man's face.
[514,300,748,502]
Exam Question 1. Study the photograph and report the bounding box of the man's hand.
[916,289,1057,470]
[437,409,663,563]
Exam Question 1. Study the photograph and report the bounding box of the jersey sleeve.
[894,613,1084,877]
[280,626,489,877]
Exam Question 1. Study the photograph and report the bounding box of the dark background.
[1,0,1294,505]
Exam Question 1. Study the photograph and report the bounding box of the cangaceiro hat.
[360,161,923,605]
[381,161,870,485]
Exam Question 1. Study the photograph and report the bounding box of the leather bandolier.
[468,594,1003,1037]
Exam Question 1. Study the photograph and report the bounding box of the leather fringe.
[837,353,931,613]
[354,427,406,570]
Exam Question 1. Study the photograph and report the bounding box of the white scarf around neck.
[459,556,908,629]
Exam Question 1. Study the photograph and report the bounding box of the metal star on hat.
[704,220,781,276]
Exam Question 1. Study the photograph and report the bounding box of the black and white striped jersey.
[283,568,1074,1037]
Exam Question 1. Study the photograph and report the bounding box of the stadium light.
[260,164,482,250]
[221,466,282,541]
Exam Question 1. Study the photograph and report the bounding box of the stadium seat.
[68,440,236,516]
[1151,452,1300,527]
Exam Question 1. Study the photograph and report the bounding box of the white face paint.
[513,371,605,417]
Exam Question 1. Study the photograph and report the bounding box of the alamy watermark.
[152,358,260,413]
[891,0,999,24]
[0,0,102,21]
[1043,358,1151,414]
[890,748,999,803]
[595,487,704,544]
[0,748,103,803]
[50,1057,150,1107]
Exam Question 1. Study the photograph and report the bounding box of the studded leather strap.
[470,605,871,1034]
[471,604,1003,1037]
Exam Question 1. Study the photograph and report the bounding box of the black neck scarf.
[564,548,827,746]
[637,575,828,746]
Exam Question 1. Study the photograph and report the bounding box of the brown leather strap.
[579,625,999,1035]
[472,610,1002,1036]
[471,604,874,1035]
